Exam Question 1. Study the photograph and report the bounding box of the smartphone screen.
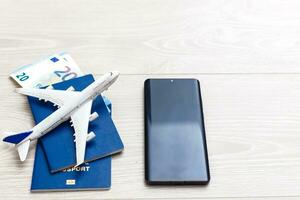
[144,79,210,184]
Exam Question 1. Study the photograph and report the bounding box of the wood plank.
[0,74,300,199]
[1,0,300,75]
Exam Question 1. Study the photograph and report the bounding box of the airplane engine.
[86,131,96,142]
[89,112,99,122]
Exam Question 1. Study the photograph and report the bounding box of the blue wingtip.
[3,131,32,144]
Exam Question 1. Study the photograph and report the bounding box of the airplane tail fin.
[3,131,32,144]
[3,131,32,161]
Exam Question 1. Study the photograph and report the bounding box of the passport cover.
[31,94,112,191]
[31,142,111,192]
[27,74,124,172]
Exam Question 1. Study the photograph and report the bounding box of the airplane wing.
[16,88,81,107]
[70,99,93,166]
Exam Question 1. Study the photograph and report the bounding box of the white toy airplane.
[3,71,119,166]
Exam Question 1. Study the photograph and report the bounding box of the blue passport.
[31,93,112,191]
[31,97,111,192]
[31,142,111,192]
[27,74,124,172]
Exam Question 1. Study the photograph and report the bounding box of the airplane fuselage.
[23,72,118,143]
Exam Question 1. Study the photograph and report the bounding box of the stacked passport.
[28,75,124,191]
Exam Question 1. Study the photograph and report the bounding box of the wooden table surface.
[1,0,300,199]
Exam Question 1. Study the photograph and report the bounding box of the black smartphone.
[144,79,210,185]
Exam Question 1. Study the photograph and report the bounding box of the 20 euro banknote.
[10,53,83,88]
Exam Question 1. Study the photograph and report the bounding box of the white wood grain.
[1,0,300,75]
[1,74,300,199]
